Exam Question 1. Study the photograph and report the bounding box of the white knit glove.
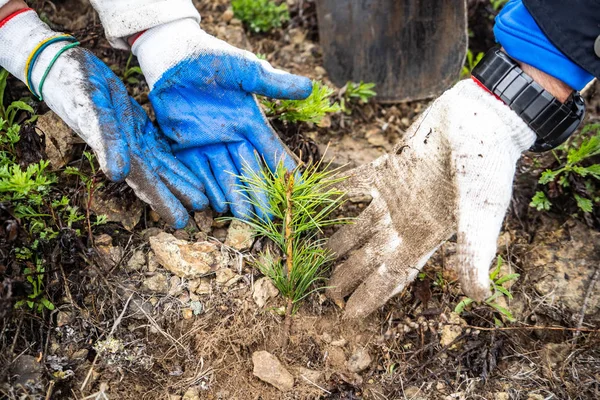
[327,79,536,318]
[89,0,200,49]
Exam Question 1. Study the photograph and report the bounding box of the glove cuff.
[90,0,200,50]
[132,17,208,89]
[0,10,70,91]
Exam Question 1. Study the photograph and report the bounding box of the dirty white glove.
[327,79,536,318]
[89,0,200,49]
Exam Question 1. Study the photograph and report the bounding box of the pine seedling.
[262,81,341,124]
[231,158,350,345]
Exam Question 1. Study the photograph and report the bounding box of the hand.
[0,9,207,227]
[326,79,536,318]
[132,18,313,219]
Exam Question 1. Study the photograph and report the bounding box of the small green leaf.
[487,302,515,322]
[574,194,593,213]
[530,191,552,211]
[495,273,520,285]
[454,298,474,315]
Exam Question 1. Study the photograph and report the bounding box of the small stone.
[95,234,113,246]
[365,128,389,148]
[321,333,332,344]
[494,393,509,400]
[36,111,78,168]
[141,227,163,240]
[178,292,190,304]
[216,268,236,285]
[90,190,143,231]
[56,311,72,327]
[11,355,43,391]
[95,237,124,271]
[169,276,183,296]
[315,66,326,76]
[331,338,347,347]
[440,312,466,347]
[182,308,194,320]
[169,395,182,400]
[212,228,228,242]
[173,230,190,241]
[149,232,226,278]
[326,346,346,369]
[189,278,211,295]
[404,386,422,397]
[147,252,159,273]
[252,351,294,392]
[71,349,88,360]
[347,348,372,373]
[194,210,213,233]
[225,220,255,251]
[297,367,323,384]
[126,250,146,271]
[182,387,200,400]
[222,8,234,23]
[253,277,279,307]
[142,274,168,294]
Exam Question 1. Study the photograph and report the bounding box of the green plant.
[122,53,143,85]
[14,257,55,312]
[461,50,484,79]
[230,158,349,345]
[454,256,520,325]
[232,0,290,33]
[490,0,508,11]
[340,81,377,114]
[530,124,600,213]
[262,81,341,124]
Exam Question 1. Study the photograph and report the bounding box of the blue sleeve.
[493,0,594,91]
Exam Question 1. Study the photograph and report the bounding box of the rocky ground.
[1,0,599,399]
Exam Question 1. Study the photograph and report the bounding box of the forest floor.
[1,0,599,399]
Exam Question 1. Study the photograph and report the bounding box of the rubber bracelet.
[0,7,33,29]
[36,42,80,101]
[25,35,76,98]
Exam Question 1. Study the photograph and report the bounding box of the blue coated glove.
[131,18,313,219]
[0,9,207,228]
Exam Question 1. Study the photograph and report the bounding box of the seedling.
[530,124,600,213]
[122,53,143,85]
[231,158,349,345]
[455,256,520,325]
[340,81,377,114]
[232,0,290,33]
[14,257,55,312]
[262,81,341,124]
[461,50,484,79]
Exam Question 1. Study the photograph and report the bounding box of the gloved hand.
[326,79,536,318]
[131,18,313,219]
[0,9,207,228]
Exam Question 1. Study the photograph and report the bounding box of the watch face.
[473,47,586,152]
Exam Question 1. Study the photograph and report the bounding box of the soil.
[1,1,600,400]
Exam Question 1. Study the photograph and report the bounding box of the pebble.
[224,220,255,251]
[252,351,294,392]
[142,274,168,294]
[126,250,146,271]
[347,348,372,373]
[252,277,279,307]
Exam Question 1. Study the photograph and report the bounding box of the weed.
[230,158,349,345]
[14,257,55,312]
[490,0,508,11]
[340,81,377,114]
[530,124,600,214]
[461,50,484,79]
[262,81,341,124]
[232,0,290,33]
[454,256,520,325]
[122,53,143,85]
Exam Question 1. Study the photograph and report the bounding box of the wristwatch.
[472,47,586,152]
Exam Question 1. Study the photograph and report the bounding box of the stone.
[252,351,294,392]
[194,210,213,233]
[527,219,600,322]
[126,250,146,271]
[326,346,346,369]
[36,111,79,168]
[95,240,124,271]
[142,274,168,294]
[222,8,234,23]
[365,128,389,149]
[182,387,200,400]
[216,268,238,286]
[253,277,279,307]
[169,276,183,296]
[189,278,211,295]
[315,66,327,77]
[149,232,226,278]
[297,367,323,384]
[494,393,509,400]
[56,311,72,327]
[90,190,143,231]
[182,308,194,320]
[212,228,228,242]
[440,312,466,347]
[225,220,255,251]
[141,228,163,240]
[331,338,347,347]
[147,252,159,273]
[347,348,372,373]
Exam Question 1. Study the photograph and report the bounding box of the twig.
[301,374,331,395]
[281,172,295,347]
[574,267,599,338]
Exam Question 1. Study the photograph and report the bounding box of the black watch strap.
[472,47,586,152]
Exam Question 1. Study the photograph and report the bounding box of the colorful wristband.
[36,42,80,101]
[24,35,78,100]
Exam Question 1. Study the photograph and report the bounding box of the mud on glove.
[0,9,207,228]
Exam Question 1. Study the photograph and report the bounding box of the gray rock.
[253,277,279,308]
[126,249,146,271]
[252,351,294,392]
[12,355,43,392]
[149,232,225,278]
[347,348,372,373]
[225,220,255,251]
[142,274,168,294]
